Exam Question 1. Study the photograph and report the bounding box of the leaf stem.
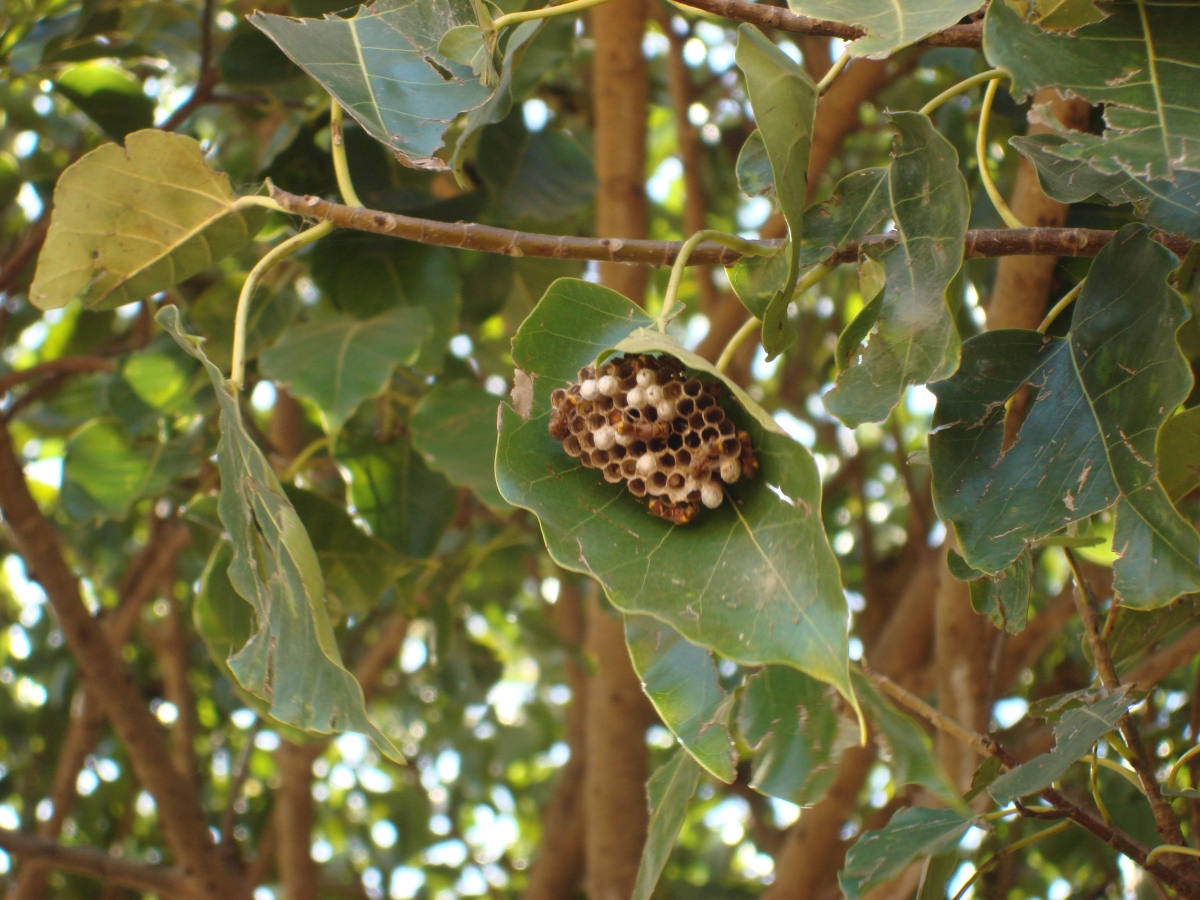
[950,821,1073,900]
[1081,753,1143,793]
[1169,745,1200,790]
[815,50,851,95]
[918,67,1007,117]
[1037,280,1085,333]
[658,229,767,331]
[229,221,334,391]
[1147,845,1200,866]
[493,0,612,29]
[330,101,364,209]
[280,436,330,482]
[715,316,760,373]
[1091,748,1112,824]
[977,77,1026,231]
[233,195,289,214]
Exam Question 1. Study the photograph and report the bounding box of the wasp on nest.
[548,354,758,525]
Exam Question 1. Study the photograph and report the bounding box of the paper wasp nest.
[548,354,758,525]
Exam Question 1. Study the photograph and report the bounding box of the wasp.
[647,497,698,525]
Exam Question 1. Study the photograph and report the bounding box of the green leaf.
[284,486,410,616]
[1012,133,1200,239]
[195,541,317,746]
[737,665,844,805]
[625,614,736,783]
[915,853,960,900]
[62,419,196,518]
[54,62,154,141]
[30,130,265,311]
[989,691,1132,804]
[218,27,305,85]
[930,225,1200,608]
[823,113,968,427]
[736,129,773,197]
[1104,594,1200,670]
[735,25,816,358]
[496,278,855,705]
[250,0,497,169]
[0,152,20,212]
[158,305,400,760]
[630,748,702,900]
[786,0,984,58]
[840,808,976,900]
[336,433,459,558]
[946,547,1032,635]
[477,115,597,222]
[259,305,432,438]
[1159,407,1200,503]
[853,671,960,804]
[409,380,507,511]
[984,0,1200,181]
[1031,0,1108,31]
[727,167,888,321]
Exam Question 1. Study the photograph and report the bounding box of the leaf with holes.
[985,0,1200,181]
[259,305,431,438]
[735,25,816,357]
[930,225,1200,608]
[30,130,265,311]
[823,112,968,427]
[989,691,1132,804]
[251,0,498,169]
[631,748,702,900]
[786,0,984,58]
[626,614,736,783]
[839,807,977,900]
[159,306,400,761]
[496,278,855,707]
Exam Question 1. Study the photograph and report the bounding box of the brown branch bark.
[0,218,49,300]
[143,588,201,784]
[274,741,319,900]
[268,187,1193,267]
[0,422,242,899]
[672,0,983,46]
[0,830,209,900]
[522,585,588,900]
[0,358,116,398]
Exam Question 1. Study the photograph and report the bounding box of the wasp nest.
[548,354,758,525]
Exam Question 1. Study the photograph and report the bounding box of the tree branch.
[267,187,1193,267]
[0,357,115,398]
[0,829,210,900]
[0,422,243,899]
[672,0,983,47]
[161,0,219,132]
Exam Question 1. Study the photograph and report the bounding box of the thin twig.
[161,0,219,131]
[267,187,1194,267]
[1064,549,1189,851]
[0,357,115,398]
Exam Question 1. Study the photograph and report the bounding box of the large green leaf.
[625,614,736,783]
[477,115,597,222]
[30,130,264,311]
[989,691,1132,804]
[947,548,1032,635]
[823,113,968,427]
[496,278,854,705]
[259,305,431,437]
[62,419,197,518]
[337,433,459,559]
[158,306,399,760]
[1011,133,1200,239]
[930,225,1200,608]
[984,0,1200,181]
[839,807,977,900]
[251,0,496,169]
[409,380,507,511]
[728,167,889,320]
[735,25,816,358]
[285,486,410,616]
[786,0,983,58]
[54,61,154,141]
[737,665,843,805]
[630,748,702,900]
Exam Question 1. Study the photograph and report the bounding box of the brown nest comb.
[548,354,758,525]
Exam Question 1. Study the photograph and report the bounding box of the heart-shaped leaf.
[495,278,854,705]
[823,112,969,427]
[158,306,400,761]
[251,0,497,169]
[259,305,431,438]
[985,0,1200,181]
[31,130,264,311]
[931,225,1200,608]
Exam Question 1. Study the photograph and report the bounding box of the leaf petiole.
[233,194,289,214]
[977,77,1027,230]
[492,0,613,30]
[658,229,768,331]
[330,100,364,209]
[1037,280,1085,333]
[815,50,851,95]
[229,220,334,390]
[918,68,1007,117]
